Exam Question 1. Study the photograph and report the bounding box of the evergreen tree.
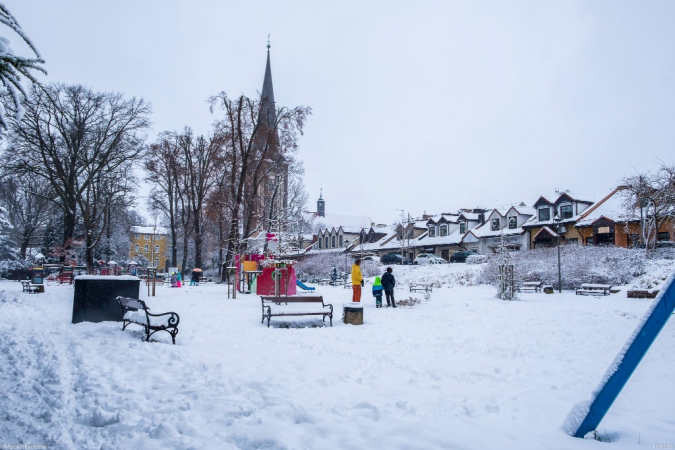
[0,4,46,131]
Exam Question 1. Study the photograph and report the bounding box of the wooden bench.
[260,295,333,328]
[410,283,433,293]
[520,281,543,293]
[343,280,353,289]
[199,277,208,284]
[21,280,40,294]
[117,296,180,344]
[576,283,612,296]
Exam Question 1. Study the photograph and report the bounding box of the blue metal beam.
[571,273,675,438]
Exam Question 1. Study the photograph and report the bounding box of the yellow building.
[129,226,169,271]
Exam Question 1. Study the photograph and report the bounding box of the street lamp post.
[554,214,562,293]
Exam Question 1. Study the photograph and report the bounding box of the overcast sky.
[8,1,675,225]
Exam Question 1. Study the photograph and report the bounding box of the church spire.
[260,35,276,128]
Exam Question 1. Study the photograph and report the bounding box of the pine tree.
[0,4,46,130]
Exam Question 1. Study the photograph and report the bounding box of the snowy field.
[1,263,674,450]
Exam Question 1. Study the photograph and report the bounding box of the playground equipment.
[296,279,316,292]
[565,272,675,438]
[30,266,45,293]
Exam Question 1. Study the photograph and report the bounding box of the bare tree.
[0,174,53,259]
[208,92,310,280]
[180,130,224,269]
[621,162,675,252]
[4,84,150,272]
[145,132,182,267]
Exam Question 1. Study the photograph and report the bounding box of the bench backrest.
[261,295,324,303]
[117,296,146,311]
[580,283,612,289]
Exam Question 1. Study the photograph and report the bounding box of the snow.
[130,225,169,235]
[1,260,674,449]
[75,275,141,281]
[123,310,173,327]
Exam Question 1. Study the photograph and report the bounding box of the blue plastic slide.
[296,279,316,291]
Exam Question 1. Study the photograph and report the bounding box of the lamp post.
[553,214,562,293]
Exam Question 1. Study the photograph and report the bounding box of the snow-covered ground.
[1,262,674,449]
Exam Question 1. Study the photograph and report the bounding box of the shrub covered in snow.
[466,254,488,265]
[295,252,351,279]
[296,252,381,280]
[479,245,646,290]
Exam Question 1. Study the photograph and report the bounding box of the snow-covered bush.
[478,245,646,290]
[466,254,487,265]
[295,252,351,278]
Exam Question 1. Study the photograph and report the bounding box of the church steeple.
[260,35,276,128]
[317,189,325,217]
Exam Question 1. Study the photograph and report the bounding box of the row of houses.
[308,187,674,261]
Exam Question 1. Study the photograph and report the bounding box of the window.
[154,259,159,267]
[318,239,322,249]
[428,227,436,237]
[491,218,500,231]
[508,216,517,229]
[339,235,343,247]
[440,224,448,237]
[459,222,466,234]
[331,236,336,247]
[155,245,160,253]
[560,204,573,219]
[325,237,329,248]
[539,208,550,222]
[585,237,594,245]
[135,234,140,239]
[144,245,149,253]
[135,244,140,253]
[144,235,150,240]
[657,231,670,241]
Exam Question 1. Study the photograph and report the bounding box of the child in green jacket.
[372,276,384,308]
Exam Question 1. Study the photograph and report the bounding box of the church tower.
[317,189,325,217]
[257,38,288,232]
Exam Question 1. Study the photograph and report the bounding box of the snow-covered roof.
[575,187,637,227]
[416,228,464,246]
[130,226,169,235]
[315,213,372,233]
[532,191,594,207]
[508,205,536,217]
[457,212,481,222]
[471,222,526,239]
[533,226,559,240]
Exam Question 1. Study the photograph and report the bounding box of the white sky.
[8,1,675,225]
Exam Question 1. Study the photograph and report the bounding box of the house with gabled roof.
[463,204,535,254]
[522,190,594,248]
[411,209,485,260]
[574,186,674,247]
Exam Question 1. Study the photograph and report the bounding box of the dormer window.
[560,204,573,219]
[440,224,448,236]
[331,236,336,247]
[491,218,500,231]
[459,222,466,234]
[508,216,517,229]
[539,208,550,222]
[428,226,436,237]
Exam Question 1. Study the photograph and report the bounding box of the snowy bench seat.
[520,281,543,293]
[260,295,333,328]
[21,280,40,294]
[117,296,180,344]
[410,283,433,293]
[575,283,612,296]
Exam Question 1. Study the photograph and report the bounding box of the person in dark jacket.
[190,270,199,286]
[381,267,397,308]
